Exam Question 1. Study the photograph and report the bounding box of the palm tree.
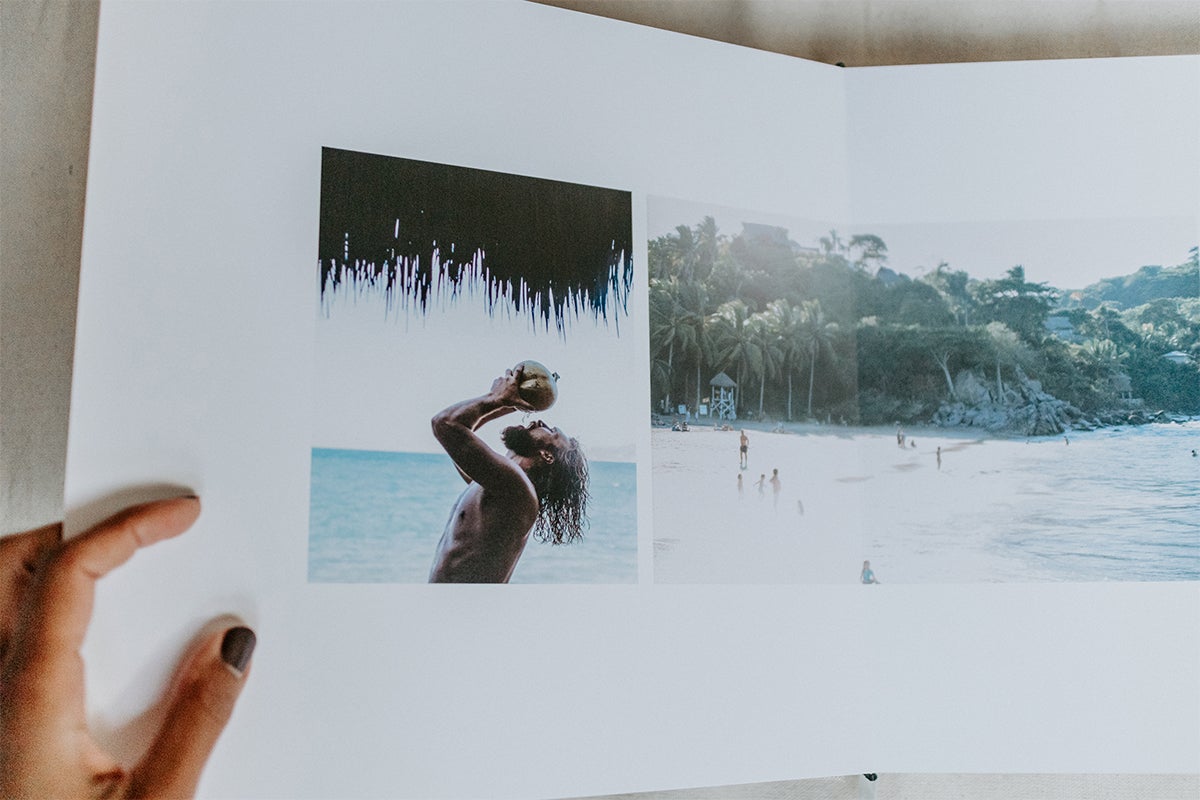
[818,229,846,257]
[693,215,723,283]
[650,277,700,413]
[749,310,783,417]
[649,355,671,411]
[797,300,840,417]
[669,224,699,282]
[767,299,806,420]
[679,281,714,412]
[1081,338,1127,368]
[711,300,761,418]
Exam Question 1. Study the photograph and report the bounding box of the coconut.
[516,360,559,411]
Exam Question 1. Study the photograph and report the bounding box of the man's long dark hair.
[526,437,590,545]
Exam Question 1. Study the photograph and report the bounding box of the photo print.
[310,148,637,583]
[648,196,1199,584]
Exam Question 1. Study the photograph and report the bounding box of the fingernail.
[220,626,256,675]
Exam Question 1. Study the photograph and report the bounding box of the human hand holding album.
[0,496,254,798]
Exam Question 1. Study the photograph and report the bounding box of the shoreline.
[653,414,1199,442]
[650,417,1198,584]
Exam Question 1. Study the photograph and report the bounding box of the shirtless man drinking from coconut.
[428,365,590,583]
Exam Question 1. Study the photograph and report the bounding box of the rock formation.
[931,369,1083,435]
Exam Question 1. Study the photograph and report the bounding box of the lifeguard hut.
[709,372,738,420]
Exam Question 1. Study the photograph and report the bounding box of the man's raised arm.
[431,369,533,486]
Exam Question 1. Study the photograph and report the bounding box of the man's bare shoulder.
[435,423,527,492]
[475,465,539,515]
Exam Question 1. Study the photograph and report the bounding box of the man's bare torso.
[428,476,538,583]
[427,368,572,583]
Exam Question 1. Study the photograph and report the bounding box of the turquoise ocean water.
[309,448,637,583]
[651,420,1199,583]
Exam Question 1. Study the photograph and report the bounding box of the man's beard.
[501,424,538,457]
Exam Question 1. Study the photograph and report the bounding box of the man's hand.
[488,366,535,411]
[0,496,254,799]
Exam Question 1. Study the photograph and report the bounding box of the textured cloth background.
[536,0,1200,66]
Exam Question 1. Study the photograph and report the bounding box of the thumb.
[129,621,256,798]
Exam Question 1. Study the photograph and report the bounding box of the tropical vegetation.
[649,218,1199,427]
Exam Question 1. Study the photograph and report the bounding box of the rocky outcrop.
[931,369,1083,435]
[1073,408,1186,429]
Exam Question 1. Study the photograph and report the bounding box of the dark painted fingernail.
[220,626,256,674]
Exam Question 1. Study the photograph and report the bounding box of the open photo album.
[64,2,1197,797]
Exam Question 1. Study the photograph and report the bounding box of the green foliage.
[848,234,888,269]
[1068,258,1200,310]
[1123,299,1200,357]
[855,325,991,421]
[710,300,760,415]
[766,299,807,420]
[971,266,1058,342]
[1127,351,1200,413]
[807,258,861,324]
[796,300,842,416]
[921,263,975,325]
[648,218,1199,422]
[859,276,955,327]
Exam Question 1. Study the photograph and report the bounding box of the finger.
[33,496,199,651]
[0,524,62,660]
[9,497,200,716]
[131,621,255,798]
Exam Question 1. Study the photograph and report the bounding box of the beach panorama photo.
[648,197,1199,584]
[310,148,638,584]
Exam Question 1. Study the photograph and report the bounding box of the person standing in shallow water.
[769,467,782,509]
[739,429,749,469]
[428,365,589,583]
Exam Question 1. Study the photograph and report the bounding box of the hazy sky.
[853,216,1196,289]
[651,57,1198,293]
[650,196,1195,291]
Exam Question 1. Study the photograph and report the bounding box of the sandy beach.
[651,419,1199,584]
